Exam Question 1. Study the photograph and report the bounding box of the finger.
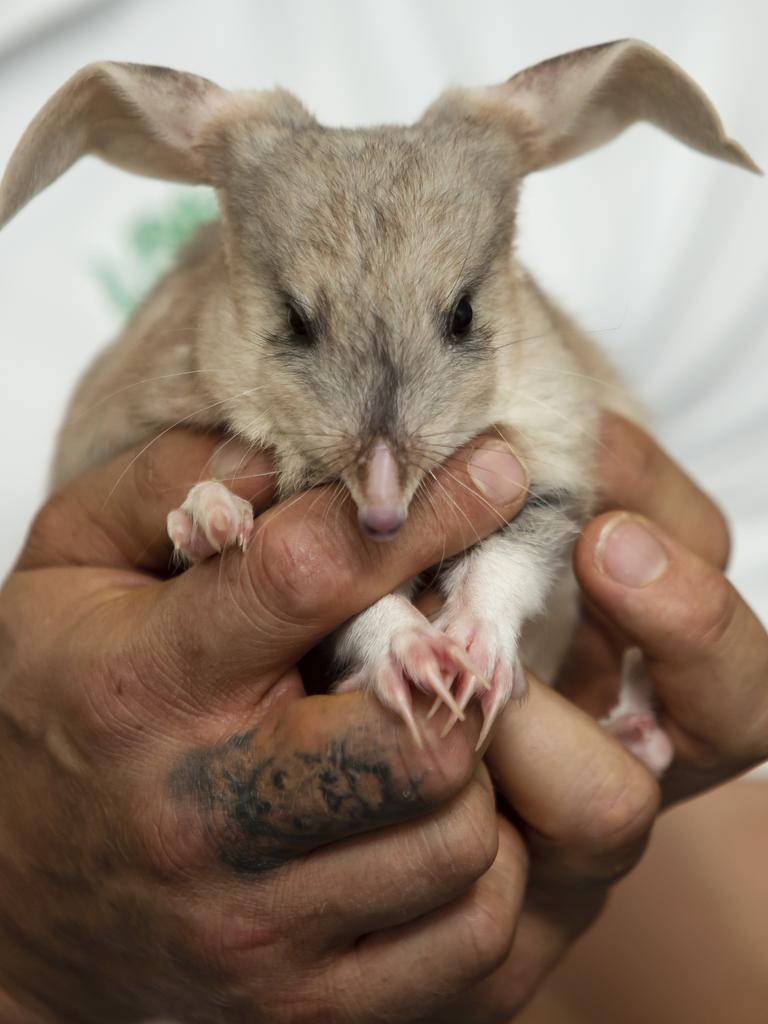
[485,677,659,888]
[19,431,275,573]
[598,414,730,569]
[165,689,490,873]
[439,893,607,1024]
[329,819,527,1022]
[162,436,528,685]
[296,767,499,948]
[575,511,768,793]
[418,677,654,1023]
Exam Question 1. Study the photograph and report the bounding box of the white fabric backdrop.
[1,0,766,629]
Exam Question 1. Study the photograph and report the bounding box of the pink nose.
[358,504,405,539]
[360,439,405,540]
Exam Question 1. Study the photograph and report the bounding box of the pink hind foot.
[435,614,528,750]
[337,623,485,747]
[604,712,674,777]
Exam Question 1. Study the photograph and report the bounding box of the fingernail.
[597,515,669,588]
[468,441,527,504]
[210,439,256,480]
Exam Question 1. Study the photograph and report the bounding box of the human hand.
[562,413,768,802]
[0,431,533,1022]
[436,414,768,1023]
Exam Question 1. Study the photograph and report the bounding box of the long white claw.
[427,696,442,720]
[422,666,465,721]
[475,657,528,750]
[447,640,491,690]
[475,693,505,752]
[393,689,423,749]
[440,710,462,740]
[440,673,478,739]
[459,674,481,713]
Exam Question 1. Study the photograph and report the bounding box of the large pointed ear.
[0,62,312,229]
[424,40,761,175]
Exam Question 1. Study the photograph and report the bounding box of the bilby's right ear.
[0,62,312,229]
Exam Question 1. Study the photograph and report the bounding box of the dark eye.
[288,304,310,339]
[450,295,473,338]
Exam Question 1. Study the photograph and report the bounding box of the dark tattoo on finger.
[169,727,425,873]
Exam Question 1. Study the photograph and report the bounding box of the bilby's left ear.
[423,39,761,175]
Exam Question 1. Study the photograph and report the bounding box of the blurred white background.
[0,0,766,628]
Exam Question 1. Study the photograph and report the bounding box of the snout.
[358,439,407,541]
[358,504,405,540]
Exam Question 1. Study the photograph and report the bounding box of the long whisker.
[75,373,267,422]
[206,421,264,485]
[493,326,557,352]
[513,363,631,396]
[511,392,614,459]
[414,438,582,480]
[485,427,596,502]
[426,468,484,550]
[492,315,626,354]
[272,430,352,441]
[410,438,587,519]
[431,464,510,531]
[251,488,309,536]
[413,475,449,580]
[100,386,265,508]
[323,480,352,535]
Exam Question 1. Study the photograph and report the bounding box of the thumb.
[573,512,768,790]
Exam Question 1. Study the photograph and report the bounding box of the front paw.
[167,481,254,564]
[336,621,482,747]
[436,611,527,750]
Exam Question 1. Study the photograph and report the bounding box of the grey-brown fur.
[53,113,524,508]
[0,40,755,509]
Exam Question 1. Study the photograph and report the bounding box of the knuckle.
[691,574,740,651]
[582,761,658,864]
[194,910,281,975]
[23,492,78,566]
[393,725,477,811]
[250,517,354,624]
[418,784,498,886]
[461,890,517,981]
[142,795,218,882]
[183,907,318,1017]
[444,787,499,881]
[28,491,69,545]
[130,441,165,504]
[706,503,732,570]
